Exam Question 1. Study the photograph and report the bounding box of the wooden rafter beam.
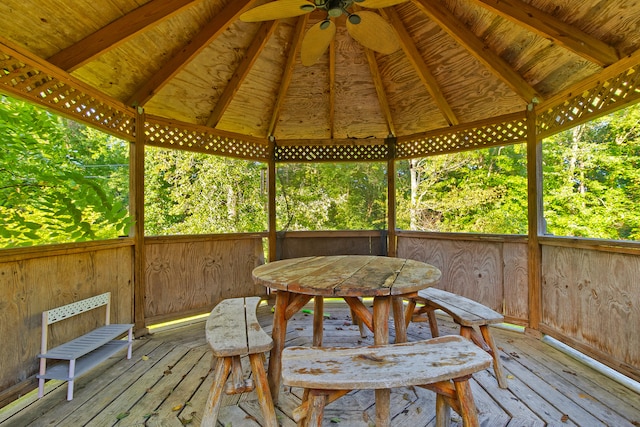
[268,15,308,137]
[469,0,619,67]
[127,0,255,108]
[382,7,457,126]
[363,48,395,136]
[206,20,278,128]
[329,38,336,139]
[47,0,200,72]
[412,0,542,103]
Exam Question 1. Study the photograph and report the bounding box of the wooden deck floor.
[1,300,639,427]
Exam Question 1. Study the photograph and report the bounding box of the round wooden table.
[252,255,442,417]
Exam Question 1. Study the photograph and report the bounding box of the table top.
[252,255,441,297]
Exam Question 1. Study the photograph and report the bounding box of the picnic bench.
[37,292,133,401]
[281,335,492,427]
[405,287,508,388]
[202,296,277,427]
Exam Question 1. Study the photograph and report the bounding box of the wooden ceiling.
[1,0,640,148]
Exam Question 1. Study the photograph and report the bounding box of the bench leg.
[67,359,76,401]
[249,353,278,427]
[392,296,408,343]
[454,377,480,427]
[435,393,452,427]
[304,390,327,427]
[202,356,232,427]
[479,325,508,389]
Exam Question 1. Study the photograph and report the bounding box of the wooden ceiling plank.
[382,7,457,126]
[413,0,542,104]
[469,0,619,67]
[127,0,255,108]
[363,48,395,136]
[47,0,200,72]
[268,15,308,137]
[206,20,279,128]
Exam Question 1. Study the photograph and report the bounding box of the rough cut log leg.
[267,290,290,404]
[249,353,278,427]
[373,296,391,427]
[435,392,452,427]
[304,390,327,427]
[392,296,407,343]
[202,356,232,426]
[480,325,508,388]
[454,377,480,427]
[313,296,324,347]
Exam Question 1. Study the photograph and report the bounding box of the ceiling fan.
[240,0,408,66]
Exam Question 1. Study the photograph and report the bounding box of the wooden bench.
[405,287,508,388]
[282,335,492,427]
[37,292,133,401]
[202,296,277,427]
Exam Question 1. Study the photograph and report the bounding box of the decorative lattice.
[396,114,528,158]
[0,50,135,140]
[145,117,270,161]
[275,142,389,162]
[45,293,110,325]
[538,65,640,138]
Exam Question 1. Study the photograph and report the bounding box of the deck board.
[1,300,639,427]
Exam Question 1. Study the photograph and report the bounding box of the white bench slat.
[39,324,133,360]
[417,288,503,326]
[37,340,130,381]
[282,335,491,390]
[45,293,111,324]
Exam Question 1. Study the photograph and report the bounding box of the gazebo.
[1,0,639,417]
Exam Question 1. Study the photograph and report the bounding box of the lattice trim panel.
[145,118,270,161]
[0,49,135,140]
[275,142,389,162]
[396,114,528,159]
[45,293,110,325]
[538,65,640,138]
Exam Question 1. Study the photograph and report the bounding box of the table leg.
[267,290,290,404]
[313,296,324,347]
[392,296,408,343]
[373,296,391,427]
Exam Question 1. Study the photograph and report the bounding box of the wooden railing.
[1,230,639,406]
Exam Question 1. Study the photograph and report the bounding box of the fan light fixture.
[240,0,407,66]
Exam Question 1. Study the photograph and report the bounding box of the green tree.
[0,95,130,248]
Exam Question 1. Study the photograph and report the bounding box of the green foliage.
[543,106,640,239]
[144,147,267,235]
[276,162,387,230]
[0,95,131,248]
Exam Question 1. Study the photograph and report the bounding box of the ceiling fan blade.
[358,0,410,8]
[301,20,336,66]
[346,11,400,55]
[240,0,316,22]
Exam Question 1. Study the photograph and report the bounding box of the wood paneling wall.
[277,230,386,259]
[396,233,529,325]
[0,240,133,406]
[541,245,640,382]
[144,234,266,324]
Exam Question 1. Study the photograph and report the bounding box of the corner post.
[386,136,397,257]
[267,138,277,262]
[131,106,148,336]
[526,104,543,331]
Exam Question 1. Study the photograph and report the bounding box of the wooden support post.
[387,136,397,257]
[526,105,543,330]
[131,106,148,336]
[268,139,277,262]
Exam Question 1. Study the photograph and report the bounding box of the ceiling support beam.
[268,15,308,137]
[127,0,254,108]
[382,7,458,126]
[363,48,396,136]
[469,0,619,67]
[206,20,278,128]
[47,0,201,72]
[413,0,542,104]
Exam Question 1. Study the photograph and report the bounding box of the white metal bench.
[202,296,277,427]
[405,287,508,388]
[37,292,133,401]
[282,335,492,427]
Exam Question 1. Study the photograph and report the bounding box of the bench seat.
[282,335,492,427]
[202,296,277,427]
[405,287,508,388]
